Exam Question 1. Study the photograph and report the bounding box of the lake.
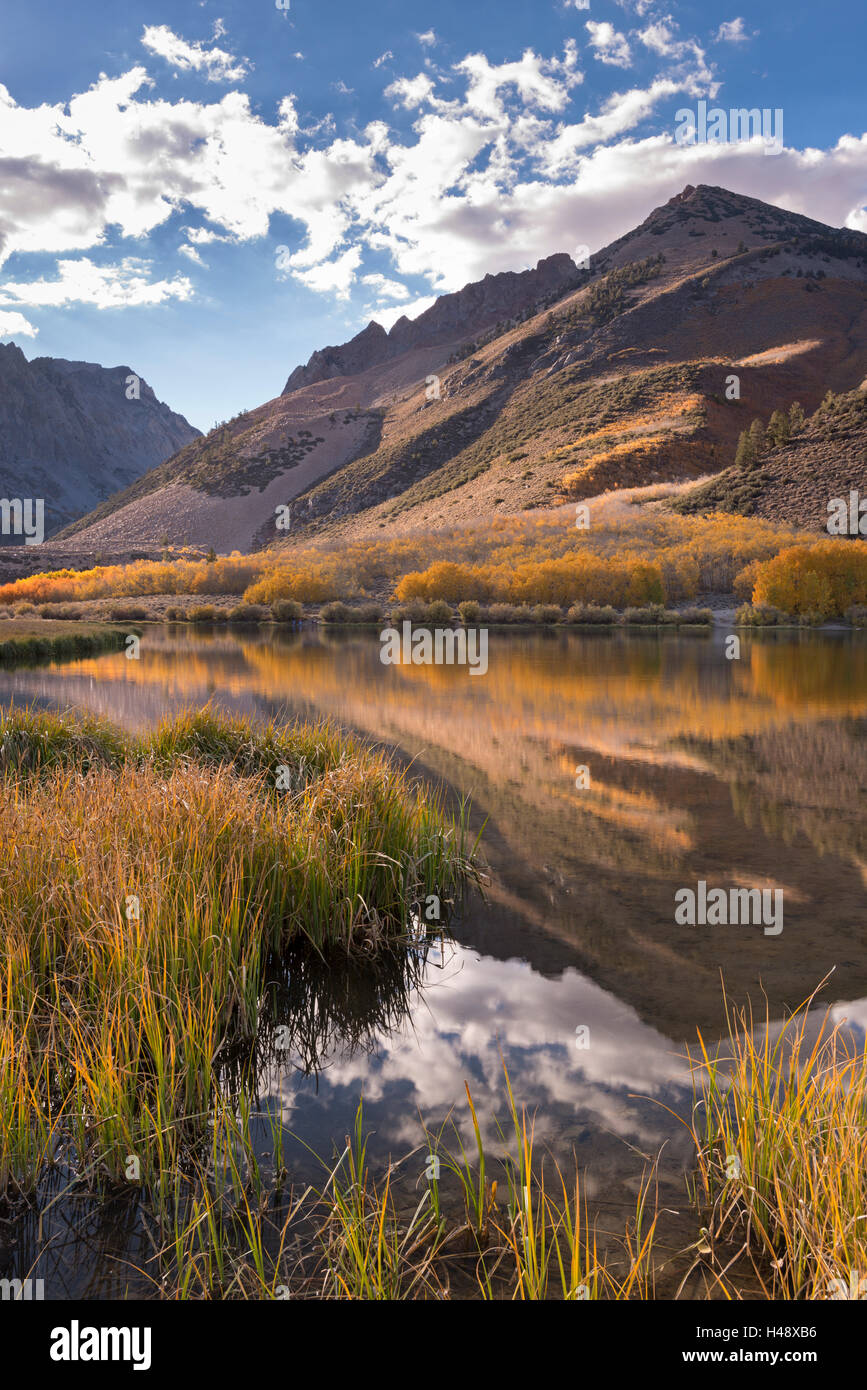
[2,623,866,1296]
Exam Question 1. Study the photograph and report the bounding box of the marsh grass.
[0,622,128,666]
[681,983,867,1300]
[0,707,478,1202]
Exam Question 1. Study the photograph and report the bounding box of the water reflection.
[1,625,865,1293]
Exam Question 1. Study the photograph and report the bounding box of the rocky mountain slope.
[677,387,867,531]
[0,345,199,538]
[57,185,867,554]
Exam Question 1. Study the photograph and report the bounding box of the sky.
[0,0,865,430]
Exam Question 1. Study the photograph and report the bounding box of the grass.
[682,983,867,1301]
[0,619,130,666]
[0,707,479,1200]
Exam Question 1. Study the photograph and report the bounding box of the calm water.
[3,624,866,1296]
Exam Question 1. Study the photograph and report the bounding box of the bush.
[13,602,38,617]
[108,604,147,621]
[674,607,714,625]
[565,603,618,625]
[458,600,481,624]
[845,604,867,627]
[227,603,270,623]
[37,603,82,620]
[423,599,453,625]
[165,606,185,622]
[532,604,563,624]
[356,602,383,624]
[271,599,303,623]
[622,604,668,625]
[735,603,785,626]
[188,605,218,622]
[484,603,534,624]
[319,601,352,624]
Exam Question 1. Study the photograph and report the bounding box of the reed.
[0,707,478,1199]
[683,983,867,1299]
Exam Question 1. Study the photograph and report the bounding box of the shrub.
[271,599,303,623]
[532,604,563,624]
[356,602,383,625]
[37,603,82,620]
[622,604,668,625]
[188,605,218,622]
[565,603,618,624]
[735,603,785,626]
[845,604,867,627]
[165,606,185,622]
[423,599,454,625]
[458,600,481,624]
[13,602,38,617]
[674,607,714,626]
[108,604,147,621]
[227,603,270,623]
[484,603,534,624]
[389,599,428,625]
[319,601,353,624]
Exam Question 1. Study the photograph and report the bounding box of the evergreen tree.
[748,418,767,461]
[734,429,753,468]
[767,410,790,447]
[788,401,806,433]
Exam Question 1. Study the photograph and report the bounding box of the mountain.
[57,184,867,554]
[0,345,200,538]
[282,253,581,392]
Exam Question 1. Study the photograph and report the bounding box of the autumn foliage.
[750,539,867,617]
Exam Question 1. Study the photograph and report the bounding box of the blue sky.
[0,0,865,429]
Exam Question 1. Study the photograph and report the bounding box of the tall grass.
[0,707,478,1198]
[684,984,867,1299]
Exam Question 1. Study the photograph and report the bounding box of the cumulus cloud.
[0,310,37,338]
[1,25,865,322]
[0,257,193,310]
[585,20,633,68]
[141,24,251,83]
[715,18,750,43]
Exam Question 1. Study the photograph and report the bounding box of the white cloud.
[364,293,437,330]
[417,30,437,47]
[0,310,37,338]
[140,24,251,83]
[373,50,394,69]
[715,18,750,43]
[178,242,205,264]
[0,257,193,310]
[384,74,438,110]
[289,245,362,299]
[1,25,865,326]
[361,273,410,299]
[585,20,633,68]
[332,80,354,96]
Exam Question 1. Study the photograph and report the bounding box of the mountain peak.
[282,251,580,394]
